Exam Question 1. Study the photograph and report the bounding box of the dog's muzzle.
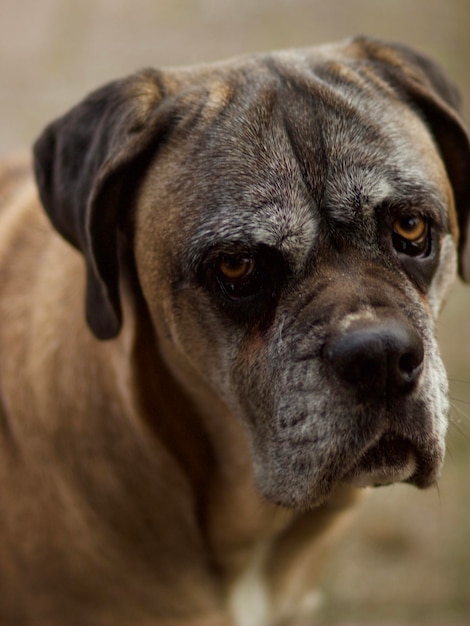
[326,316,426,488]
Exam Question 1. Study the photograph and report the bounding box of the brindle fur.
[0,36,469,626]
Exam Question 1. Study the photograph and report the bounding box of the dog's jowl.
[0,36,469,626]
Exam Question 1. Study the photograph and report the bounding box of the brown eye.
[219,256,255,281]
[392,215,430,257]
[205,245,286,314]
[393,216,428,243]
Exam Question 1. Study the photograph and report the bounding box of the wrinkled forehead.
[181,63,450,268]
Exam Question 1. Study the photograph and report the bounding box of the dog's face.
[34,37,470,509]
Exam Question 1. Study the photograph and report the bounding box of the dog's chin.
[255,433,442,511]
[341,433,419,488]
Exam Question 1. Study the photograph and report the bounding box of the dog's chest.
[227,542,272,626]
[226,541,322,626]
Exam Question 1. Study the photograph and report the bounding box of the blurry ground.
[1,0,469,624]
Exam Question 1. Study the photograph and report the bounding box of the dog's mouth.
[253,423,443,509]
[342,432,421,488]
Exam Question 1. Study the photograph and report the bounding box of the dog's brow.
[188,198,317,272]
[323,169,394,224]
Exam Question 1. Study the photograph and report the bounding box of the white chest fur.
[227,541,322,626]
[228,543,272,626]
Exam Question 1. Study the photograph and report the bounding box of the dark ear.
[353,36,470,281]
[33,70,173,339]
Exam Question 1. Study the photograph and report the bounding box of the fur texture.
[0,36,469,625]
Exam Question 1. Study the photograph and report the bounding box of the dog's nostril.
[326,317,424,398]
[399,351,422,376]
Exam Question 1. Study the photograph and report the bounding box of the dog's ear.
[33,70,175,339]
[353,36,470,282]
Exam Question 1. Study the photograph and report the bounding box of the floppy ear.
[33,70,174,339]
[353,36,470,282]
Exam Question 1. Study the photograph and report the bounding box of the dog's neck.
[123,280,295,578]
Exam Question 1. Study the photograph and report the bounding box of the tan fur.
[0,159,361,625]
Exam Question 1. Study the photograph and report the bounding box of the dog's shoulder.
[0,155,34,210]
[0,155,54,273]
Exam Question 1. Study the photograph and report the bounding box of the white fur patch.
[338,307,378,332]
[228,543,271,626]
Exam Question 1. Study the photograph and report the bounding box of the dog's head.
[34,37,470,509]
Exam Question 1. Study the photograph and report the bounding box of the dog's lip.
[342,432,419,488]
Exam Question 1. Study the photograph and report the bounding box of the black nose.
[325,317,424,398]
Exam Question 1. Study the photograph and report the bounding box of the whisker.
[445,445,456,464]
[449,396,470,406]
[429,479,443,506]
[448,377,470,386]
[449,399,470,420]
[448,402,470,440]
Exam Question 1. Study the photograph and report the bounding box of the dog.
[0,35,468,626]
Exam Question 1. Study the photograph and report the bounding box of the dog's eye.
[206,246,285,305]
[392,215,430,256]
[393,215,427,241]
[218,256,255,282]
[202,245,286,323]
[215,254,260,300]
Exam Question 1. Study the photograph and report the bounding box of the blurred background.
[1,0,469,624]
